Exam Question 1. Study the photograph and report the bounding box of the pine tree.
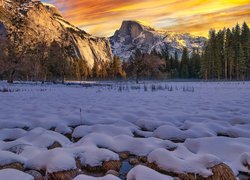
[100,61,109,79]
[241,22,250,79]
[190,48,201,78]
[209,29,217,79]
[162,49,170,77]
[173,51,180,78]
[47,41,69,82]
[92,60,100,79]
[215,29,225,80]
[112,56,124,79]
[78,59,89,81]
[226,28,236,80]
[232,24,241,80]
[128,49,147,83]
[180,47,189,78]
[238,44,246,80]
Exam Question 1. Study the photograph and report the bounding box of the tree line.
[124,22,249,81]
[0,36,127,83]
[0,21,249,83]
[201,22,250,80]
[121,47,202,82]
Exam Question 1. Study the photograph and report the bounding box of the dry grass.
[147,162,236,180]
[48,169,79,180]
[0,162,24,171]
[207,163,236,180]
[47,141,62,150]
[103,160,121,172]
[25,170,43,180]
[81,160,121,174]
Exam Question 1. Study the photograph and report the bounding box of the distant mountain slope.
[110,20,206,60]
[0,0,112,68]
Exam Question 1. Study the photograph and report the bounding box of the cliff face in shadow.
[0,0,112,81]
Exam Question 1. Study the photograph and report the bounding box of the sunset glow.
[44,0,250,36]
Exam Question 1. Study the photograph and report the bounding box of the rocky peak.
[110,20,206,61]
[42,2,63,17]
[117,20,154,39]
[0,0,112,68]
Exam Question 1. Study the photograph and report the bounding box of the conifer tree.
[173,51,180,78]
[162,49,170,77]
[180,47,189,78]
[241,22,250,79]
[92,60,100,79]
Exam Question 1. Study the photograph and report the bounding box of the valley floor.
[0,81,249,180]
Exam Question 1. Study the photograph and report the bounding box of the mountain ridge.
[110,20,206,61]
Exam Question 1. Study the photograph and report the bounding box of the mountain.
[110,20,206,60]
[0,0,112,68]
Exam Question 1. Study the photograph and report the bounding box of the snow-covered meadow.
[0,81,249,180]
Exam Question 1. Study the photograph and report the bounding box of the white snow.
[0,81,249,178]
[110,21,206,60]
[73,174,120,180]
[26,148,77,173]
[0,169,34,180]
[127,165,174,180]
[148,147,221,177]
[0,150,25,166]
[184,137,250,175]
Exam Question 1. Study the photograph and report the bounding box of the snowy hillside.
[0,81,249,179]
[110,20,206,60]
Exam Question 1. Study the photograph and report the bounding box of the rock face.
[110,20,206,60]
[0,0,112,67]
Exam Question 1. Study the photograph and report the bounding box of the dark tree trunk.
[7,70,15,83]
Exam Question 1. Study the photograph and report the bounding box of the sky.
[43,0,250,37]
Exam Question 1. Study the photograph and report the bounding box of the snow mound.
[148,147,221,177]
[0,151,25,166]
[73,124,134,138]
[185,137,250,175]
[73,174,120,180]
[26,148,76,173]
[75,133,176,156]
[127,165,174,180]
[0,81,249,177]
[0,169,34,180]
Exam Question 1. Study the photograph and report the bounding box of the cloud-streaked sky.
[44,0,250,37]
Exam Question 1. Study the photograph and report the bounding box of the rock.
[129,157,140,165]
[0,0,112,80]
[105,170,119,177]
[25,170,43,180]
[119,152,130,160]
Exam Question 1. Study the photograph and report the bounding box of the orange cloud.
[48,0,250,37]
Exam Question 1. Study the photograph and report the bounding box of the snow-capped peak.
[110,20,206,60]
